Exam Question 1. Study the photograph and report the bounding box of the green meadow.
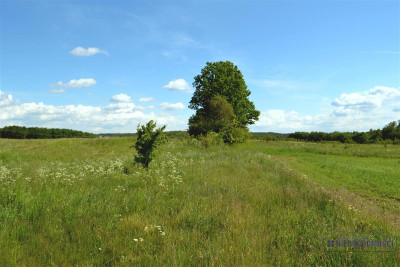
[0,138,399,266]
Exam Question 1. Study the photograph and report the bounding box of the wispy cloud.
[162,34,204,61]
[260,80,297,90]
[70,46,109,56]
[50,89,65,93]
[160,102,185,111]
[368,51,400,55]
[170,34,199,48]
[139,97,154,102]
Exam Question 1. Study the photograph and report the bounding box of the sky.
[0,0,399,133]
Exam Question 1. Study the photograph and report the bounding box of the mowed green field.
[0,138,399,266]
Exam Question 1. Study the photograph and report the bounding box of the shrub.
[134,120,166,169]
[220,126,250,145]
[198,132,223,148]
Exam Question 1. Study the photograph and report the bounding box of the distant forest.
[288,120,400,144]
[1,121,400,144]
[0,126,95,139]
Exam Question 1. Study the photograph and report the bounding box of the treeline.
[0,126,95,139]
[288,121,400,144]
[99,131,190,139]
[251,132,289,141]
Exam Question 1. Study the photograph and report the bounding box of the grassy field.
[0,138,399,266]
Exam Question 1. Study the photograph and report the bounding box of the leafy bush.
[134,120,166,169]
[198,132,223,148]
[220,126,250,145]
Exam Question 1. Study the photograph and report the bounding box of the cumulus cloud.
[0,91,185,133]
[111,93,132,103]
[53,78,97,88]
[0,91,13,106]
[163,79,190,91]
[70,46,109,56]
[254,110,316,132]
[139,97,154,102]
[332,86,400,111]
[160,102,185,111]
[252,86,400,133]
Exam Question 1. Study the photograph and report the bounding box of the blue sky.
[1,0,399,133]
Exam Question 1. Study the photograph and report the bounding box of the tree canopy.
[189,61,260,127]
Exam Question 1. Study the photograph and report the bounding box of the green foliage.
[249,132,289,141]
[185,61,274,145]
[189,95,236,136]
[352,132,369,144]
[134,120,166,169]
[220,125,250,144]
[189,61,260,127]
[0,125,95,139]
[197,132,223,148]
[382,120,400,140]
[288,120,400,144]
[189,93,251,145]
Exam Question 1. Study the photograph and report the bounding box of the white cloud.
[254,110,315,132]
[0,91,13,106]
[91,127,105,132]
[70,46,108,56]
[0,91,185,132]
[332,86,400,112]
[139,97,154,102]
[163,79,190,91]
[160,102,185,111]
[3,85,398,134]
[54,78,97,88]
[252,86,400,133]
[111,93,132,103]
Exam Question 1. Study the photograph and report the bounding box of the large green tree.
[189,61,260,128]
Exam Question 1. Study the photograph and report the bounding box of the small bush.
[134,120,166,169]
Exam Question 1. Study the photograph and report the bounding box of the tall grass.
[0,138,398,265]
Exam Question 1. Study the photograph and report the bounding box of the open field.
[0,138,399,265]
